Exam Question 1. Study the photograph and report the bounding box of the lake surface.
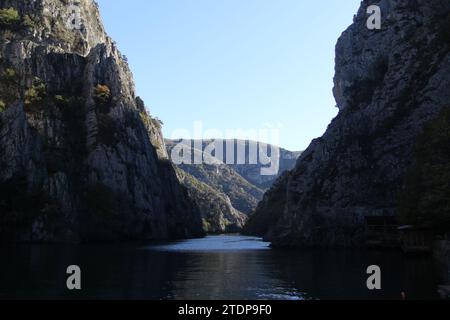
[0,235,445,300]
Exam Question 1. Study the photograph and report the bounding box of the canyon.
[1,0,449,250]
[0,0,301,240]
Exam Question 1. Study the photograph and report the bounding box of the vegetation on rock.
[0,8,20,27]
[53,95,67,105]
[94,84,111,106]
[4,68,16,80]
[22,14,36,30]
[178,162,263,215]
[140,111,163,131]
[24,78,47,111]
[177,168,246,233]
[139,111,152,127]
[0,65,19,105]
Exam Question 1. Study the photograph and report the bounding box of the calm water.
[0,235,445,300]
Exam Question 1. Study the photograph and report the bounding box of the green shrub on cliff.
[0,100,6,112]
[1,67,18,86]
[22,14,36,29]
[139,111,152,127]
[0,66,19,106]
[0,8,20,27]
[24,79,47,110]
[53,95,70,108]
[140,111,163,131]
[398,107,450,232]
[202,219,212,233]
[4,68,16,79]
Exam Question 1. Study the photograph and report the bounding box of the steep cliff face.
[245,0,450,247]
[0,0,203,242]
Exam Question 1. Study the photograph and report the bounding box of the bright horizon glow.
[96,0,361,151]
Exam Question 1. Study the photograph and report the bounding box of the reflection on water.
[150,235,270,252]
[0,235,442,300]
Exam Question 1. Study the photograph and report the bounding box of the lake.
[0,235,444,300]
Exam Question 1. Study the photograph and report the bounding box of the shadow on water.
[0,235,442,300]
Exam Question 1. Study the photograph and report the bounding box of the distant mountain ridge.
[166,139,302,189]
[165,139,302,233]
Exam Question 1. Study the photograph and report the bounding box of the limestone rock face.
[245,0,450,247]
[0,0,203,242]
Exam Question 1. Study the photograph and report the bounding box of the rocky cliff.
[0,0,203,242]
[245,0,450,247]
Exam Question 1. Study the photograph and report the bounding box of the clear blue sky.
[96,0,361,151]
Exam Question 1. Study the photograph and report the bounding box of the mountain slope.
[245,0,450,247]
[225,140,302,190]
[167,139,301,190]
[0,0,203,242]
[176,168,247,233]
[166,139,265,215]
